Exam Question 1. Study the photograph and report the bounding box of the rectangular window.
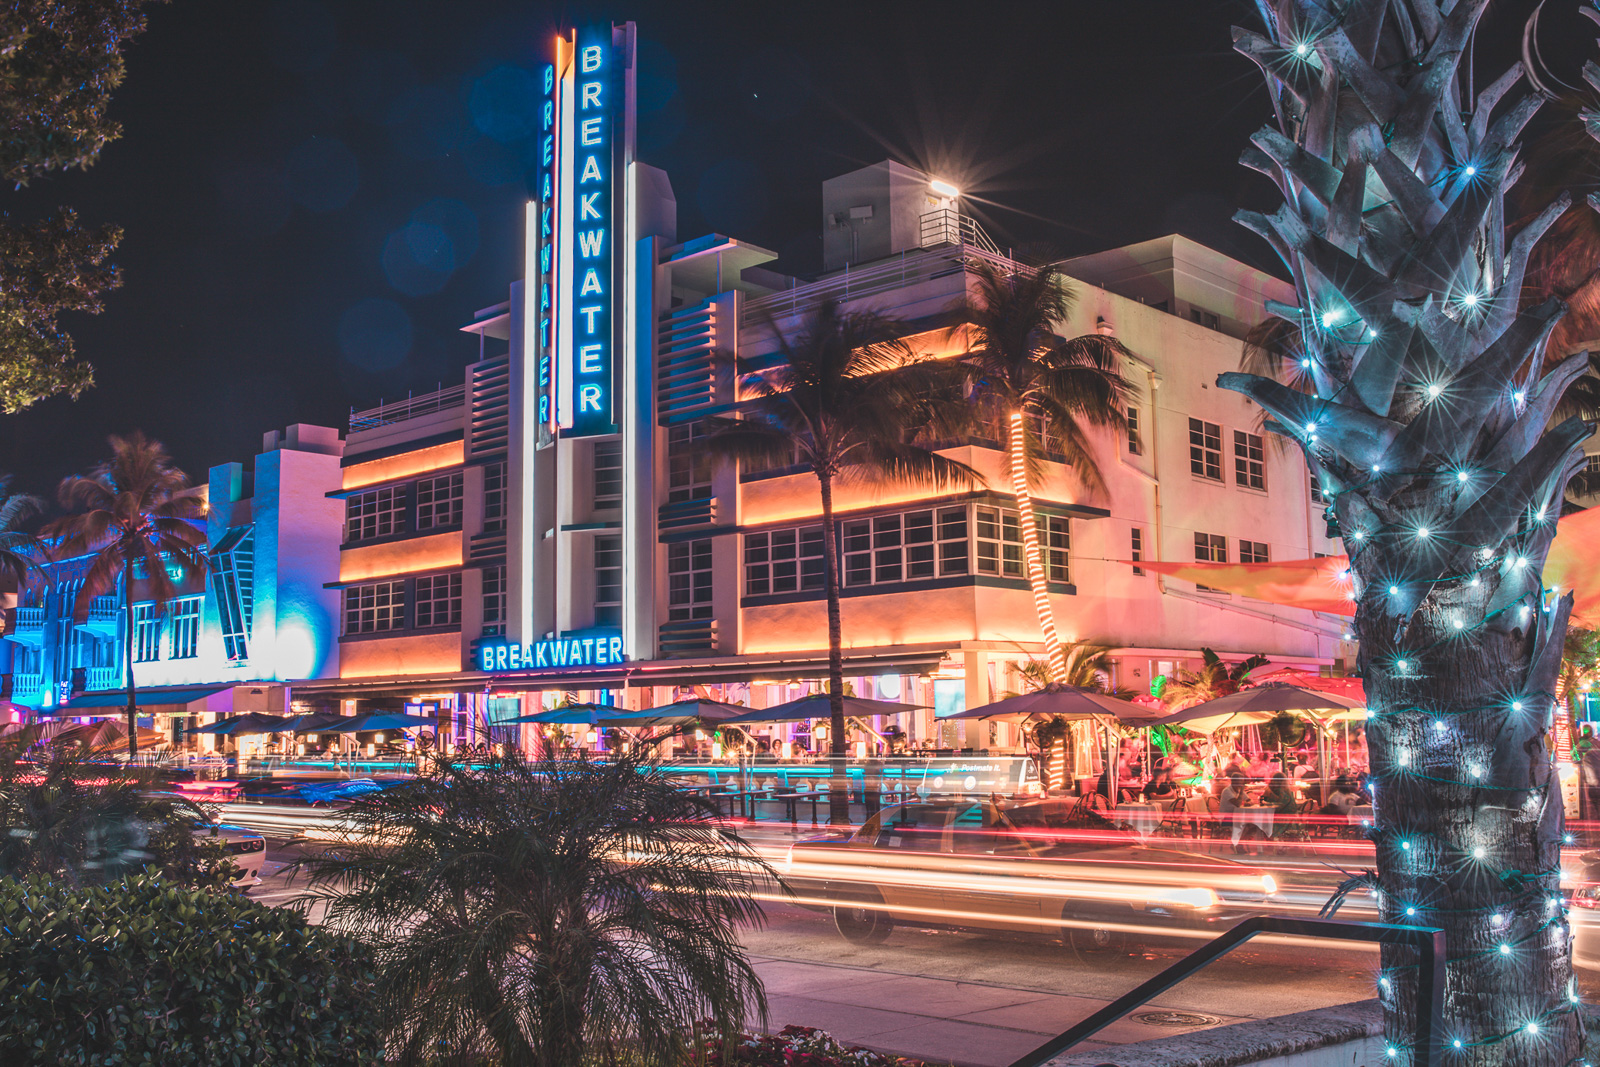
[594,440,623,509]
[1233,430,1266,491]
[667,539,713,621]
[346,486,405,542]
[1126,406,1142,455]
[937,506,969,575]
[169,597,200,659]
[594,535,622,626]
[416,472,464,530]
[1131,527,1144,576]
[1044,515,1070,584]
[414,573,462,628]
[667,421,713,503]
[481,565,506,633]
[482,462,506,532]
[1189,307,1220,330]
[841,506,971,588]
[133,603,161,663]
[210,526,255,663]
[1239,539,1270,564]
[976,505,1024,578]
[1189,418,1222,481]
[344,580,405,635]
[1584,453,1600,476]
[744,526,824,596]
[1194,531,1227,593]
[1310,475,1326,504]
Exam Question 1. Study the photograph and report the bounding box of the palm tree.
[290,749,771,1067]
[1559,628,1600,717]
[1158,648,1270,713]
[0,474,42,598]
[1221,4,1589,1059]
[705,301,977,824]
[1014,641,1115,791]
[955,259,1129,684]
[45,433,206,761]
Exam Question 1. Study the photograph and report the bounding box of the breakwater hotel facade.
[2,21,1349,750]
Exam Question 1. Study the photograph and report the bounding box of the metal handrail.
[1005,915,1444,1067]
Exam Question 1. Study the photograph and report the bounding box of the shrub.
[699,1025,929,1067]
[0,874,382,1065]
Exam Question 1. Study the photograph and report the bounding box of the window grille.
[1193,531,1228,593]
[414,573,462,628]
[133,603,161,662]
[482,463,507,532]
[1131,527,1144,575]
[344,580,405,634]
[667,421,713,503]
[210,526,255,662]
[1239,539,1270,564]
[416,472,464,529]
[744,526,825,595]
[1234,430,1266,490]
[481,565,506,633]
[1189,418,1222,480]
[595,535,622,625]
[667,539,713,621]
[1127,406,1142,455]
[1045,515,1070,583]
[169,597,200,659]
[594,440,623,509]
[346,486,405,541]
[975,506,1024,577]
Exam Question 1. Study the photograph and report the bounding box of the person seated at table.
[1142,764,1178,801]
[1222,750,1250,781]
[1096,757,1142,803]
[1261,771,1301,816]
[1319,775,1364,816]
[1219,774,1252,852]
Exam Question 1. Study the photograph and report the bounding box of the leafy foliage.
[699,1025,926,1067]
[0,0,161,411]
[0,209,120,411]
[289,749,774,1067]
[1158,648,1269,712]
[0,738,229,887]
[45,432,206,758]
[0,874,381,1066]
[0,473,41,589]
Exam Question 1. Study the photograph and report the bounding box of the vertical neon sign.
[558,26,616,437]
[533,36,569,446]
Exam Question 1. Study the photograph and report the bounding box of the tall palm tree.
[705,302,977,824]
[1014,640,1115,790]
[290,749,771,1067]
[46,433,206,761]
[955,260,1129,684]
[1220,3,1590,1059]
[0,474,42,598]
[1158,648,1271,713]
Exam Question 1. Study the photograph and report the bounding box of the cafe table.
[1118,799,1176,837]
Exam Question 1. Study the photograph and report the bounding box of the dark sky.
[0,0,1587,495]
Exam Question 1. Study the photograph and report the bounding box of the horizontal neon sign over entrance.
[477,632,626,673]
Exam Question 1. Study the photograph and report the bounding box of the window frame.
[667,421,714,503]
[667,538,713,621]
[413,573,462,629]
[744,525,825,596]
[593,440,624,510]
[594,535,623,625]
[133,603,161,663]
[168,597,200,659]
[1233,429,1266,491]
[1189,418,1223,481]
[346,486,407,542]
[1239,538,1270,564]
[344,580,406,635]
[415,472,465,531]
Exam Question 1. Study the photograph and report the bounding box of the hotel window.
[976,506,1024,578]
[1189,419,1222,481]
[1585,453,1600,476]
[667,421,713,503]
[416,472,464,529]
[842,506,969,587]
[414,573,462,628]
[169,597,200,659]
[1126,406,1142,455]
[1310,475,1327,504]
[1240,539,1270,564]
[346,486,405,542]
[482,462,506,532]
[1234,430,1266,491]
[481,565,506,634]
[1044,515,1070,583]
[345,580,405,635]
[667,539,713,620]
[1131,527,1144,575]
[210,526,255,663]
[594,535,623,626]
[744,526,825,595]
[133,603,161,663]
[594,440,623,509]
[1193,531,1227,593]
[1189,307,1220,331]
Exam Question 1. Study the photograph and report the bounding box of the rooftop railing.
[349,383,466,431]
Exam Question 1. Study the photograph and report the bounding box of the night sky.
[0,0,1587,496]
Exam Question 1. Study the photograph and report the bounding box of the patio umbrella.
[721,695,927,724]
[940,687,1163,725]
[278,712,350,733]
[188,713,291,736]
[494,703,616,726]
[323,711,439,733]
[607,698,750,727]
[1150,685,1364,735]
[1246,668,1366,703]
[55,719,169,751]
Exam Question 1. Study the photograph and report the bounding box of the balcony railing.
[918,207,1000,255]
[350,384,466,431]
[78,596,119,639]
[86,665,120,692]
[11,672,43,696]
[7,606,45,646]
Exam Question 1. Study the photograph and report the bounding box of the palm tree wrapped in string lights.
[1218,3,1594,1062]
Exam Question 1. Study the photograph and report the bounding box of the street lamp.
[929,178,960,199]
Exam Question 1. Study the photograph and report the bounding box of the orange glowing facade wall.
[339,632,463,679]
[342,441,464,490]
[339,532,463,583]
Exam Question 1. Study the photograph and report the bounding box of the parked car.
[148,793,267,889]
[783,798,1278,955]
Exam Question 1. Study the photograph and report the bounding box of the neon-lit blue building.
[1,425,345,736]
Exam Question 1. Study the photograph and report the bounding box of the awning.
[55,686,232,711]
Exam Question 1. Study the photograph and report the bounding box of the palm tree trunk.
[817,470,850,825]
[1007,413,1067,685]
[122,553,138,762]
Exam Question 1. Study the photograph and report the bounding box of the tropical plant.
[0,474,42,593]
[704,301,977,823]
[1158,648,1270,713]
[0,737,230,887]
[954,260,1129,684]
[1559,628,1600,717]
[0,874,380,1065]
[1221,4,1591,1060]
[289,749,773,1067]
[45,432,207,760]
[1013,642,1123,790]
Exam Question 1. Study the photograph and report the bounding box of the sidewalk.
[749,954,1250,1067]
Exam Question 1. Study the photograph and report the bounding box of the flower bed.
[701,1025,932,1067]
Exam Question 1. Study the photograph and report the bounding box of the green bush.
[0,874,382,1065]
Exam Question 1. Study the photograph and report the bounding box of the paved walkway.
[749,954,1250,1067]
